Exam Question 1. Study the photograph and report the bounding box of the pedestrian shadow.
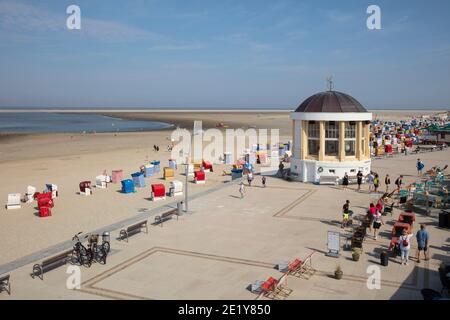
[229,195,241,199]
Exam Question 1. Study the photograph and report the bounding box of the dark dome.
[295,91,367,113]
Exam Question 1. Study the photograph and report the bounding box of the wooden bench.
[152,208,178,227]
[119,220,148,242]
[319,176,338,185]
[32,250,72,280]
[0,274,11,295]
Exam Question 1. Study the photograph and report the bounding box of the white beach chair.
[95,175,107,189]
[25,186,36,203]
[6,194,21,210]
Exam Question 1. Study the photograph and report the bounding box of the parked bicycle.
[71,232,93,268]
[87,234,108,265]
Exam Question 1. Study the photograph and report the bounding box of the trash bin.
[177,201,183,216]
[380,251,389,266]
[439,211,448,228]
[102,232,110,244]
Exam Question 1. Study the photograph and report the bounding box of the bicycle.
[87,234,108,265]
[71,232,93,268]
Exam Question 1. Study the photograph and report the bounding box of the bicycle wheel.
[82,251,93,268]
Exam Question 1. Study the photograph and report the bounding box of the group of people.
[352,170,406,195]
[239,175,267,199]
[341,195,430,265]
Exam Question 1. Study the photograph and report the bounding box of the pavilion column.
[292,120,295,159]
[364,123,371,158]
[357,121,362,160]
[339,121,345,161]
[301,121,307,160]
[319,121,325,161]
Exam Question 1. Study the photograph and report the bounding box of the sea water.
[0,112,173,133]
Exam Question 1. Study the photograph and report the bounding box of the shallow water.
[0,112,173,133]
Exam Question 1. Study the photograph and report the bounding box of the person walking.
[357,170,363,191]
[341,200,351,228]
[368,203,376,233]
[261,176,267,188]
[416,224,429,263]
[247,171,253,186]
[399,229,414,265]
[368,172,374,193]
[342,173,349,190]
[239,182,245,199]
[417,159,425,176]
[373,174,380,193]
[372,210,384,240]
[395,175,403,193]
[385,174,391,193]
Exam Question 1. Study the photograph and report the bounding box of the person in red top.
[376,198,383,214]
[367,203,377,232]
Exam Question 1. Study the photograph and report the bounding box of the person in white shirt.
[399,229,414,265]
[239,182,245,199]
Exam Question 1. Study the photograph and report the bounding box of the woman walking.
[385,174,391,193]
[399,229,414,265]
[368,203,377,233]
[372,210,384,240]
[342,173,349,190]
[373,174,380,193]
[239,182,245,199]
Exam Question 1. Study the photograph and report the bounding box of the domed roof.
[295,91,367,113]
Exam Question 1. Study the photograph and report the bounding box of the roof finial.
[326,76,334,91]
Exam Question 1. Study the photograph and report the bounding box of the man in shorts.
[341,200,351,228]
[416,224,429,263]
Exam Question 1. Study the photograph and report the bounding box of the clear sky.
[0,0,449,109]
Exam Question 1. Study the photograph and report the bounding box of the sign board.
[326,231,340,258]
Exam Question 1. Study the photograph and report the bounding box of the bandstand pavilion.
[290,90,372,183]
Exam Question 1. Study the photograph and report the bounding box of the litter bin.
[177,201,183,216]
[439,211,448,228]
[102,232,110,244]
[380,251,389,266]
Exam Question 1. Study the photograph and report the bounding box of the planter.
[352,252,360,261]
[335,270,343,280]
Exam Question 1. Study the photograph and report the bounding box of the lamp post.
[184,162,189,213]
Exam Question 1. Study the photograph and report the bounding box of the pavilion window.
[345,122,356,156]
[307,121,319,156]
[325,121,339,156]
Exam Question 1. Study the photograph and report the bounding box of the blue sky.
[0,0,449,109]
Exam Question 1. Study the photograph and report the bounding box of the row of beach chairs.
[252,251,316,300]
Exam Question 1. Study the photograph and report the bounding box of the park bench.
[31,249,72,280]
[152,208,178,227]
[319,176,338,185]
[119,220,148,242]
[0,274,11,295]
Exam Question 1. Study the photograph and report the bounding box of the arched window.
[325,121,339,156]
[307,121,319,156]
[345,122,356,156]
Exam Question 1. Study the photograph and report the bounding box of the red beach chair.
[202,160,213,172]
[194,171,206,184]
[151,184,166,201]
[39,206,51,218]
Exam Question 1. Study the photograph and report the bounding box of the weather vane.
[326,76,334,91]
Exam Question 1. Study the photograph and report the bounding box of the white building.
[290,90,372,183]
